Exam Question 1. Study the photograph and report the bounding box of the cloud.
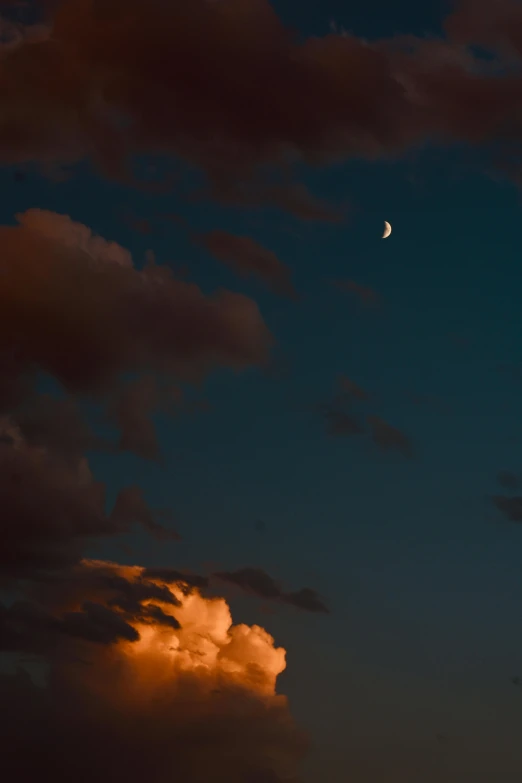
[338,375,370,401]
[0,560,308,783]
[141,567,210,592]
[321,403,365,437]
[18,208,133,267]
[0,208,317,780]
[0,423,179,586]
[0,209,271,402]
[12,393,109,461]
[492,494,522,522]
[367,415,414,458]
[0,561,188,651]
[108,375,166,461]
[283,588,330,614]
[333,279,380,308]
[213,568,329,614]
[199,230,297,298]
[110,486,181,542]
[3,1,522,202]
[60,600,141,644]
[496,470,521,491]
[320,381,417,461]
[444,0,522,58]
[206,181,347,222]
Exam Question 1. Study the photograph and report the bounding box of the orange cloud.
[0,559,308,783]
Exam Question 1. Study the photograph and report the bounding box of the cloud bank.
[2,1,522,205]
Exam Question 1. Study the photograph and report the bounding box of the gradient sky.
[3,1,522,782]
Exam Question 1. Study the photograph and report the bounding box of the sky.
[3,0,522,782]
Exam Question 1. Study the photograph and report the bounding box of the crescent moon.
[382,221,392,239]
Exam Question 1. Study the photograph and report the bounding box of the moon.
[382,221,392,239]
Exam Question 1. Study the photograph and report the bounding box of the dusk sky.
[3,1,522,782]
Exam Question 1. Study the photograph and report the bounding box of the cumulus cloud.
[0,197,310,776]
[0,560,308,783]
[18,208,133,267]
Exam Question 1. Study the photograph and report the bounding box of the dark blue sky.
[4,0,522,781]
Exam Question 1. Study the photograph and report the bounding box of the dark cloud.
[205,180,347,223]
[2,1,522,204]
[496,362,522,383]
[0,346,35,412]
[108,376,163,462]
[110,486,181,542]
[321,403,365,437]
[0,427,178,586]
[0,561,187,653]
[0,597,139,652]
[319,377,371,439]
[199,230,297,299]
[333,279,380,308]
[283,589,330,614]
[405,391,451,415]
[367,415,414,458]
[0,434,112,581]
[0,207,271,512]
[215,568,281,600]
[141,567,209,592]
[213,568,329,614]
[12,393,109,460]
[119,208,155,236]
[492,494,522,522]
[60,600,140,645]
[444,0,522,57]
[26,561,180,613]
[0,209,271,402]
[0,600,57,653]
[0,659,307,783]
[97,574,180,615]
[496,470,520,490]
[0,559,308,783]
[130,218,153,235]
[141,603,181,630]
[338,375,370,402]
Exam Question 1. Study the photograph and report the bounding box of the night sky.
[2,1,522,782]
